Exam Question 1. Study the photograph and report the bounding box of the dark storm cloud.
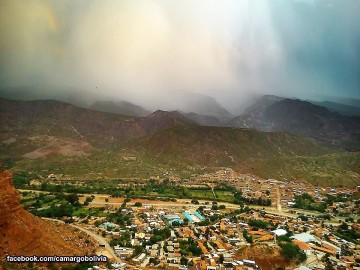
[0,0,359,113]
[267,0,360,100]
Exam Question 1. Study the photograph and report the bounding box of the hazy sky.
[0,0,359,112]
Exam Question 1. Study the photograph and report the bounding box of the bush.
[66,194,79,205]
[191,199,199,204]
[280,242,306,263]
[276,235,291,242]
[248,219,268,229]
[243,230,253,244]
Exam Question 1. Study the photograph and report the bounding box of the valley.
[11,170,360,270]
[1,95,359,270]
[1,2,359,269]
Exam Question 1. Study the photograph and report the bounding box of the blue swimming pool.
[194,211,205,220]
[183,212,194,222]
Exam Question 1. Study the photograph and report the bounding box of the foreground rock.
[0,171,96,261]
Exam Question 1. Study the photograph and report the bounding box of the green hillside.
[237,152,360,187]
[135,125,333,166]
[1,98,359,187]
[5,124,358,187]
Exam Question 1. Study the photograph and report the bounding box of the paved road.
[41,217,122,263]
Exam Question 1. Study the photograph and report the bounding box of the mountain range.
[0,86,233,123]
[90,100,152,117]
[0,96,359,186]
[229,95,360,150]
[308,100,360,116]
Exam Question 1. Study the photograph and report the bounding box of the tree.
[243,230,253,244]
[198,219,210,226]
[180,256,188,266]
[13,172,33,188]
[172,221,181,227]
[298,215,308,221]
[280,243,306,263]
[94,220,102,227]
[149,257,159,265]
[248,219,268,229]
[188,244,202,256]
[339,222,348,231]
[134,202,142,207]
[277,235,291,242]
[81,218,89,224]
[345,217,354,223]
[134,245,143,256]
[65,194,79,205]
[191,199,199,204]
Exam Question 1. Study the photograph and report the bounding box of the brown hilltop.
[0,171,96,261]
[235,243,294,270]
[0,98,191,147]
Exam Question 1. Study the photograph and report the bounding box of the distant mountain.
[170,92,233,123]
[309,100,360,116]
[2,98,359,186]
[230,97,360,150]
[178,112,221,126]
[0,86,233,122]
[89,94,231,123]
[0,98,330,162]
[90,100,151,117]
[0,98,191,148]
[0,85,98,108]
[323,96,360,108]
[243,95,284,115]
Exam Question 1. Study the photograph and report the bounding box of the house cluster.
[181,169,358,215]
[83,203,359,270]
[65,168,359,270]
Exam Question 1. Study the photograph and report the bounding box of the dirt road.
[42,217,122,263]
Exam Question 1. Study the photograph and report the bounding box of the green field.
[189,190,215,199]
[214,191,237,203]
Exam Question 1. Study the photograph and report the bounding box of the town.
[19,169,360,270]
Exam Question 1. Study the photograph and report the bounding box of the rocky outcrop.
[0,171,96,260]
[0,171,21,224]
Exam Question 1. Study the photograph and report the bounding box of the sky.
[0,0,359,113]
